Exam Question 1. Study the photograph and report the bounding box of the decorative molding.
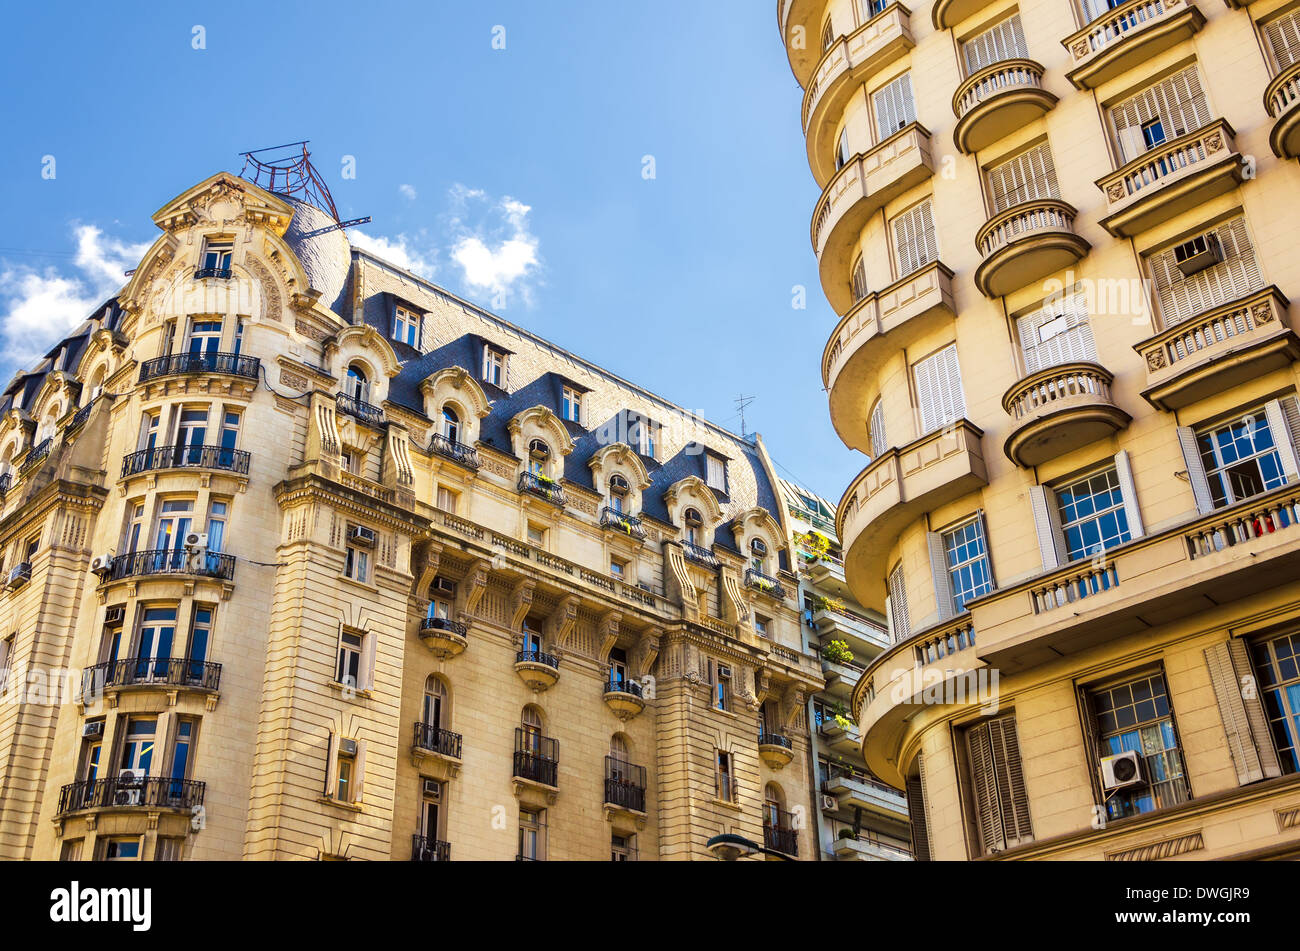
[1105,831,1204,862]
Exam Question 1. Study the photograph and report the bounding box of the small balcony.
[412,722,463,765]
[411,834,450,862]
[758,730,795,770]
[1096,119,1246,238]
[812,607,891,654]
[600,507,647,541]
[602,675,646,720]
[823,770,908,818]
[834,832,913,861]
[18,438,52,479]
[820,656,865,691]
[6,562,31,590]
[64,400,96,436]
[604,756,647,818]
[513,729,560,799]
[99,549,236,584]
[952,59,1056,154]
[0,472,10,499]
[194,266,232,280]
[932,0,1002,30]
[801,4,916,183]
[839,420,987,612]
[57,776,205,817]
[681,541,720,569]
[514,649,560,692]
[335,392,385,427]
[812,123,934,314]
[517,471,566,507]
[1136,287,1300,411]
[122,444,251,479]
[84,659,222,700]
[974,200,1090,298]
[1265,62,1300,159]
[819,716,862,753]
[419,616,469,658]
[763,815,799,858]
[1062,0,1206,90]
[139,352,260,384]
[744,567,787,601]
[430,432,480,469]
[802,551,846,586]
[1001,362,1130,467]
[823,262,955,455]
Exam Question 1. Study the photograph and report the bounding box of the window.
[869,400,887,459]
[961,713,1033,854]
[891,200,938,278]
[139,411,160,452]
[1251,631,1300,773]
[872,73,916,142]
[986,142,1059,215]
[561,386,581,423]
[629,414,659,458]
[713,663,731,712]
[393,306,420,348]
[610,557,627,580]
[750,537,768,573]
[199,239,232,274]
[441,406,460,443]
[705,454,727,492]
[821,16,835,51]
[336,630,364,688]
[24,534,39,562]
[169,718,196,790]
[120,718,157,778]
[608,474,629,512]
[1056,467,1132,562]
[1145,217,1262,328]
[611,832,636,862]
[912,344,965,436]
[682,508,703,546]
[340,448,358,474]
[519,808,547,860]
[1196,409,1289,508]
[861,0,888,17]
[207,499,228,555]
[1087,672,1189,821]
[336,741,356,802]
[483,345,506,387]
[940,517,993,613]
[60,839,83,862]
[1016,290,1096,374]
[187,606,213,682]
[135,606,177,681]
[754,614,770,638]
[233,317,244,354]
[218,410,241,466]
[435,486,459,514]
[1263,7,1300,73]
[527,524,547,547]
[423,676,447,731]
[851,255,869,303]
[188,320,222,356]
[528,439,550,475]
[103,838,142,861]
[0,633,13,693]
[155,838,184,861]
[521,620,543,656]
[887,563,910,642]
[1109,65,1210,163]
[715,750,736,801]
[836,128,851,171]
[346,365,369,403]
[961,14,1027,74]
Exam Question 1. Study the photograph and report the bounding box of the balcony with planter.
[839,419,987,612]
[121,444,251,480]
[1137,287,1299,411]
[603,675,646,720]
[812,123,934,314]
[139,352,260,384]
[429,432,481,470]
[974,200,1090,298]
[419,615,469,658]
[517,470,566,508]
[744,567,787,601]
[823,261,956,454]
[83,658,222,710]
[819,715,862,753]
[1266,62,1300,158]
[600,506,647,542]
[411,721,463,775]
[1096,119,1246,238]
[56,776,205,818]
[1001,362,1130,466]
[411,834,450,862]
[335,392,385,428]
[758,730,796,770]
[801,4,916,183]
[1062,0,1206,90]
[801,550,846,587]
[952,59,1056,154]
[514,649,560,691]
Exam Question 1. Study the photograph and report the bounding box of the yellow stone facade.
[0,173,823,861]
[781,0,1300,859]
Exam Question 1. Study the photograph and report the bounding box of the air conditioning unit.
[433,577,456,595]
[82,720,104,739]
[339,738,359,757]
[1173,233,1222,276]
[821,794,838,811]
[348,526,377,548]
[7,564,30,589]
[115,770,142,806]
[90,553,115,575]
[423,778,442,800]
[103,605,125,625]
[184,532,208,550]
[1100,750,1145,790]
[716,664,732,679]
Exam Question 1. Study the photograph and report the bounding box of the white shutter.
[1110,66,1211,149]
[961,15,1028,74]
[1017,292,1096,373]
[362,632,378,692]
[891,200,938,280]
[1176,426,1215,515]
[851,256,869,302]
[913,344,965,435]
[1264,399,1300,483]
[887,564,911,642]
[986,143,1059,214]
[927,532,956,621]
[870,400,888,458]
[1114,450,1146,539]
[873,73,916,142]
[324,732,338,796]
[1264,9,1300,71]
[1029,485,1066,570]
[353,739,367,804]
[1149,217,1263,328]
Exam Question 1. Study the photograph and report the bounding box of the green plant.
[837,828,857,841]
[796,530,830,558]
[821,639,854,665]
[813,594,845,613]
[830,702,853,731]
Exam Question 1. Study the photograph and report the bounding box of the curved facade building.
[781,0,1300,859]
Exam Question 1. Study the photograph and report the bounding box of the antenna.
[237,141,368,236]
[734,394,756,441]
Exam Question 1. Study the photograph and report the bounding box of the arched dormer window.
[683,507,704,546]
[347,364,369,403]
[442,406,460,444]
[750,538,769,574]
[608,473,630,513]
[528,439,551,476]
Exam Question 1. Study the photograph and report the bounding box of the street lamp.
[704,832,791,861]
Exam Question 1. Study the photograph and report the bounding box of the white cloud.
[0,225,151,375]
[445,186,542,308]
[348,229,437,278]
[398,184,417,201]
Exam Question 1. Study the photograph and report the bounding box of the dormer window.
[705,454,727,493]
[683,507,703,545]
[608,474,630,513]
[562,387,582,424]
[528,439,551,475]
[393,307,420,348]
[346,365,369,403]
[483,345,507,388]
[630,415,658,459]
[442,406,460,444]
[199,239,232,278]
[750,538,769,573]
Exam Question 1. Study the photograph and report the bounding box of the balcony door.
[167,719,194,802]
[1016,291,1096,374]
[521,707,544,754]
[119,718,156,783]
[154,500,193,570]
[423,677,446,732]
[176,408,208,467]
[187,607,212,683]
[609,647,629,689]
[1110,66,1210,164]
[135,607,176,681]
[422,781,441,844]
[187,320,222,358]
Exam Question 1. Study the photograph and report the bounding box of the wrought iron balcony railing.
[57,777,205,816]
[604,756,647,813]
[430,433,481,469]
[0,472,10,498]
[764,814,799,857]
[84,658,222,694]
[600,507,647,541]
[681,541,719,568]
[420,616,468,637]
[100,548,236,583]
[514,728,559,786]
[194,266,232,280]
[122,444,251,478]
[604,676,643,698]
[413,722,463,760]
[335,392,385,427]
[517,649,559,669]
[139,352,260,383]
[517,471,566,507]
[411,834,451,862]
[18,438,52,478]
[65,400,95,435]
[744,567,787,600]
[758,730,793,750]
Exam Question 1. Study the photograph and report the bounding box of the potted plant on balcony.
[813,595,845,614]
[795,530,830,562]
[830,702,853,731]
[821,639,854,666]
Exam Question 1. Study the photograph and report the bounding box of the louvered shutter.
[873,73,916,142]
[1282,396,1300,465]
[1227,639,1283,779]
[1176,426,1215,514]
[869,400,888,458]
[1264,9,1300,71]
[988,715,1034,847]
[1017,293,1096,373]
[1029,485,1066,570]
[961,15,1028,74]
[913,344,965,435]
[353,739,367,804]
[1114,450,1146,539]
[906,754,932,861]
[851,256,869,303]
[1076,687,1104,805]
[965,722,1004,854]
[324,732,337,795]
[987,143,1060,214]
[1110,66,1211,159]
[1205,641,1268,785]
[891,201,938,277]
[887,563,911,642]
[1265,399,1300,482]
[362,632,377,692]
[927,531,956,621]
[1149,218,1264,328]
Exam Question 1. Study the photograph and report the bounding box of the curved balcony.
[932,0,1002,30]
[779,0,826,87]
[973,200,1090,298]
[813,123,934,313]
[429,433,481,469]
[515,649,560,692]
[600,507,647,541]
[1265,62,1300,159]
[1001,362,1130,467]
[139,351,259,384]
[744,567,788,601]
[84,659,222,703]
[758,730,795,770]
[802,4,916,185]
[517,471,566,507]
[336,392,385,427]
[1062,0,1206,90]
[823,261,955,454]
[419,616,469,658]
[99,548,236,585]
[1096,120,1245,238]
[952,59,1056,154]
[121,444,251,479]
[603,676,646,720]
[1136,287,1300,411]
[57,777,205,818]
[839,420,987,612]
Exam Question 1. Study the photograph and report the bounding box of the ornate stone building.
[0,171,823,861]
[780,0,1300,859]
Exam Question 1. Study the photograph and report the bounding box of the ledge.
[952,59,1056,155]
[974,199,1089,298]
[1001,361,1130,466]
[1062,0,1206,90]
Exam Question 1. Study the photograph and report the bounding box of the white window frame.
[393,306,420,348]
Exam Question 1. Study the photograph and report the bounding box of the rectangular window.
[119,717,157,778]
[0,633,14,693]
[962,713,1033,854]
[705,454,727,492]
[103,838,142,861]
[393,306,420,348]
[611,832,636,861]
[714,666,731,712]
[336,744,356,802]
[1263,7,1300,73]
[1146,216,1263,329]
[942,517,993,613]
[851,255,869,303]
[986,142,1059,215]
[1197,409,1288,508]
[187,320,222,356]
[561,386,581,423]
[199,239,232,273]
[435,486,458,514]
[1109,65,1210,163]
[1056,468,1132,561]
[872,73,916,142]
[336,631,364,688]
[754,614,770,638]
[1088,672,1189,820]
[961,14,1027,75]
[912,344,966,436]
[890,200,938,278]
[140,411,160,452]
[1251,631,1300,773]
[483,346,506,388]
[610,557,627,579]
[154,838,184,861]
[344,544,369,583]
[519,808,547,860]
[821,17,835,51]
[527,524,547,548]
[715,750,736,801]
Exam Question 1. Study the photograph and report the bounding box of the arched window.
[608,473,630,513]
[683,507,703,545]
[750,537,769,573]
[608,732,635,785]
[610,733,630,763]
[528,439,551,476]
[346,364,369,403]
[422,676,448,730]
[0,445,13,477]
[442,406,460,444]
[764,783,785,830]
[521,705,544,752]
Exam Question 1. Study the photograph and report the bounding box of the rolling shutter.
[873,73,917,142]
[1016,291,1096,373]
[887,563,911,642]
[1176,426,1215,515]
[1029,485,1066,570]
[928,531,956,622]
[1264,8,1300,71]
[906,753,932,861]
[1110,66,1211,162]
[961,14,1028,74]
[1204,641,1282,784]
[986,142,1060,215]
[1114,450,1146,539]
[1264,399,1300,483]
[912,344,965,436]
[1147,217,1264,328]
[891,200,938,278]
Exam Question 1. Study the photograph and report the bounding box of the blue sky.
[0,0,863,503]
